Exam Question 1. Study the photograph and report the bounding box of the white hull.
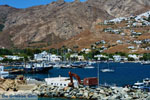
[101,69,114,73]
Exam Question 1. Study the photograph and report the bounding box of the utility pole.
[97,62,100,87]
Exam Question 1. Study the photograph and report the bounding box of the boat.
[0,66,9,78]
[141,61,150,65]
[101,61,114,73]
[71,62,83,68]
[132,78,150,91]
[61,64,72,68]
[101,69,114,72]
[143,78,150,84]
[24,61,53,73]
[133,82,144,89]
[88,61,96,65]
[84,64,95,69]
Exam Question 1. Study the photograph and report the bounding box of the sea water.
[24,62,150,86]
[13,62,150,100]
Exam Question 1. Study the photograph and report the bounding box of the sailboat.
[101,61,114,73]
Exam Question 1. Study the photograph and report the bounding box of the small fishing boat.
[132,82,144,89]
[141,61,150,65]
[101,61,114,73]
[24,61,53,73]
[101,69,114,72]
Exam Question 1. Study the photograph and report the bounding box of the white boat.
[101,69,114,72]
[0,66,9,78]
[88,61,96,65]
[84,65,94,69]
[101,61,114,73]
[143,78,150,85]
[141,61,150,65]
[133,82,144,89]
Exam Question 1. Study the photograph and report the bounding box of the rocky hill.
[0,0,150,49]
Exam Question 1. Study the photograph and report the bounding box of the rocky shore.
[32,84,150,100]
[1,77,150,100]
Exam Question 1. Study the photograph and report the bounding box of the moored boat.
[24,61,53,73]
[101,69,114,73]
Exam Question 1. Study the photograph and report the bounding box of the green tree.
[147,15,150,22]
[128,57,135,61]
[0,24,4,32]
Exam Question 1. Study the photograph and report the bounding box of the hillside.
[0,0,150,51]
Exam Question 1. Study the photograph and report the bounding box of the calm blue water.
[13,62,150,100]
[23,62,150,86]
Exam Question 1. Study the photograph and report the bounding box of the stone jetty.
[32,84,150,100]
[0,77,150,100]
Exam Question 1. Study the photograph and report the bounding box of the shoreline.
[0,78,150,100]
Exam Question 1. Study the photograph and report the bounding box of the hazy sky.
[0,0,87,8]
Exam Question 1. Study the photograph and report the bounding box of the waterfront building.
[128,54,139,61]
[34,51,61,62]
[45,76,78,87]
[113,55,122,62]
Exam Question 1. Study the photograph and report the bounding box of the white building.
[5,55,23,60]
[78,55,84,61]
[81,48,91,54]
[70,54,78,58]
[113,55,122,62]
[45,76,78,87]
[116,40,123,44]
[34,51,61,62]
[94,55,108,60]
[128,54,139,60]
[50,55,61,62]
[128,46,135,50]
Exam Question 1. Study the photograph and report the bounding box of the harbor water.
[23,62,150,86]
[9,62,150,100]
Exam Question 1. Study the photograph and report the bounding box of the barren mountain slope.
[0,0,150,49]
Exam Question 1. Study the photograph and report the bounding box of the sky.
[0,0,87,8]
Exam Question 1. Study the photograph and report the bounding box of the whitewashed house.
[81,48,91,54]
[128,46,135,50]
[78,55,84,61]
[70,54,78,58]
[34,51,48,61]
[94,55,107,60]
[128,54,139,61]
[113,55,122,62]
[116,40,123,44]
[34,51,61,62]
